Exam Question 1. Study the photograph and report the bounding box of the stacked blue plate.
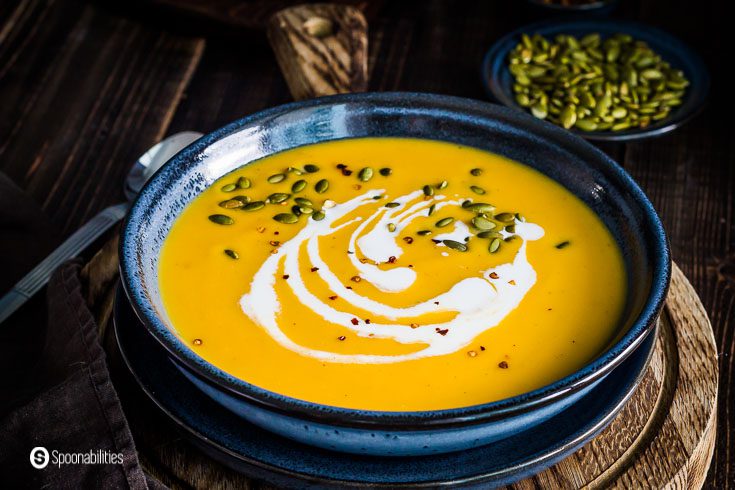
[114,285,655,488]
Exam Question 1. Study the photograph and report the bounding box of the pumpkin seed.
[495,212,515,222]
[220,199,244,209]
[221,183,237,192]
[273,213,298,224]
[472,216,496,230]
[267,193,290,204]
[209,214,234,225]
[385,202,400,208]
[489,238,501,253]
[417,229,432,236]
[466,203,495,213]
[299,206,314,215]
[428,203,436,216]
[505,224,516,233]
[224,249,239,259]
[291,179,307,193]
[312,210,326,221]
[315,179,329,194]
[379,167,392,176]
[508,32,690,133]
[387,223,396,232]
[267,173,286,184]
[358,167,374,182]
[287,167,303,175]
[423,185,434,197]
[436,180,448,190]
[515,212,526,222]
[243,201,265,211]
[304,164,320,173]
[470,185,486,195]
[233,195,250,204]
[477,230,502,239]
[470,168,483,176]
[294,197,313,207]
[436,217,454,228]
[444,240,468,252]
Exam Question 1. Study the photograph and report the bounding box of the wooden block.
[267,3,368,100]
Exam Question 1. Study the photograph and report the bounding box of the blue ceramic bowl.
[482,20,709,141]
[119,92,670,457]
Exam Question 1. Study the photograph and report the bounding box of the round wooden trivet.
[101,261,717,489]
[510,263,719,489]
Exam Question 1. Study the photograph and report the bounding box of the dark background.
[0,0,732,487]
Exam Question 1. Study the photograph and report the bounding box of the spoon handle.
[0,202,129,324]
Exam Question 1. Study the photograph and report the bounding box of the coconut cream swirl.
[240,190,544,364]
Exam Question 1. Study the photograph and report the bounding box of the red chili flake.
[274,231,280,235]
[256,227,266,233]
[410,323,419,329]
[270,240,281,246]
[329,295,338,300]
[311,267,319,272]
[350,318,359,325]
[365,319,371,324]
[408,264,414,268]
[435,328,449,336]
[434,301,440,305]
[431,239,441,244]
[403,236,414,244]
[346,286,353,289]
[498,361,509,369]
[359,258,370,264]
[387,256,397,264]
[282,274,290,280]
[467,350,478,358]
[489,272,499,279]
[336,163,347,169]
[351,275,362,282]
[480,346,486,351]
[347,250,354,254]
[353,184,362,190]
[193,339,203,346]
[338,336,346,341]
[342,169,353,176]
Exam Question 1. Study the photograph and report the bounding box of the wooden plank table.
[0,0,732,487]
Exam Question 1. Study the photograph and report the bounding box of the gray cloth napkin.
[0,173,160,489]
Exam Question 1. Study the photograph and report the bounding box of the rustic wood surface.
[1,0,732,487]
[267,3,368,99]
[100,261,717,489]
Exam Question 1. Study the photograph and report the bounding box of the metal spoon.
[0,131,203,324]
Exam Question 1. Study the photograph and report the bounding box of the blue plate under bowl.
[119,92,670,456]
[482,20,709,141]
[113,284,657,488]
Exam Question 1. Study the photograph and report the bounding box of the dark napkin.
[0,173,159,489]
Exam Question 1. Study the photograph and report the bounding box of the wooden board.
[97,258,717,489]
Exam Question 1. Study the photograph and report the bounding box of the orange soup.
[158,138,627,411]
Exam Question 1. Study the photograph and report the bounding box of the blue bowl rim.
[120,91,671,430]
[481,18,710,142]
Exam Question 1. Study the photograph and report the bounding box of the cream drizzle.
[240,191,544,364]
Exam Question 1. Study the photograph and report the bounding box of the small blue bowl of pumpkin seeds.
[482,19,709,141]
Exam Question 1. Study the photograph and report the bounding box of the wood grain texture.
[0,0,205,237]
[102,263,716,489]
[267,3,368,99]
[144,0,378,32]
[0,0,732,487]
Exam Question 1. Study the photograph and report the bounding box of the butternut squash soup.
[158,138,627,411]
